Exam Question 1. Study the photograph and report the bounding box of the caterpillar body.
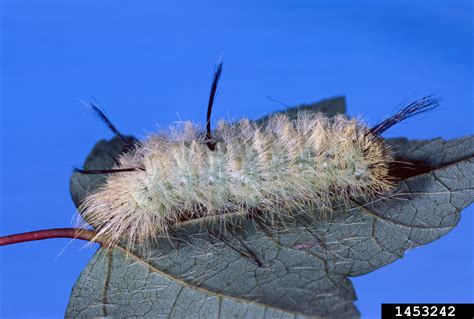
[77,65,439,249]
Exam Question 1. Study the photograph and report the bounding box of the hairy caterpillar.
[77,64,439,250]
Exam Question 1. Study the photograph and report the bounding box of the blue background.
[1,1,472,318]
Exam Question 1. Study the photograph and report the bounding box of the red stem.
[0,228,98,246]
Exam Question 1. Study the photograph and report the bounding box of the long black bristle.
[369,95,440,136]
[206,62,223,151]
[74,167,139,175]
[89,102,130,145]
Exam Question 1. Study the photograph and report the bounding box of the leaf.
[67,97,473,318]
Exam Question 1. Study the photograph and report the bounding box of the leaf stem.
[0,228,98,246]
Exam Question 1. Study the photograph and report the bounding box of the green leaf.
[67,97,473,318]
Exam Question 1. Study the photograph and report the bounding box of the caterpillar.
[76,63,439,250]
